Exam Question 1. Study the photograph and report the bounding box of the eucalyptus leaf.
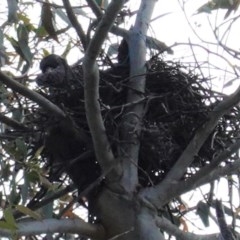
[4,208,17,228]
[0,221,17,230]
[20,178,29,205]
[41,0,58,42]
[17,24,33,65]
[55,8,71,26]
[196,201,210,227]
[15,205,42,220]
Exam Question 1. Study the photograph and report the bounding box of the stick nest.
[31,56,240,189]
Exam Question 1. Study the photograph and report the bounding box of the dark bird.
[45,119,98,192]
[40,54,65,73]
[37,54,82,88]
[36,54,99,195]
[36,54,84,107]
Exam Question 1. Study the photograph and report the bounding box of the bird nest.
[33,55,240,190]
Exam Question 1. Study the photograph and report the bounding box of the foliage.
[197,0,240,19]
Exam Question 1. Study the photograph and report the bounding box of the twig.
[0,113,29,131]
[62,0,87,50]
[85,0,103,19]
[216,200,236,240]
[0,218,105,239]
[0,71,65,118]
[140,139,240,207]
[85,0,173,54]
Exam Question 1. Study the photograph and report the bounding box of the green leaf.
[15,205,42,220]
[73,8,90,18]
[33,145,44,160]
[61,42,72,58]
[41,0,58,42]
[196,201,210,227]
[5,33,32,71]
[15,138,27,158]
[42,48,51,57]
[2,141,14,158]
[39,174,53,189]
[17,13,30,25]
[3,138,27,162]
[26,170,39,183]
[4,208,17,229]
[197,2,216,14]
[197,0,240,15]
[5,35,21,55]
[213,0,234,9]
[54,8,71,26]
[0,221,17,230]
[35,26,48,38]
[17,24,33,65]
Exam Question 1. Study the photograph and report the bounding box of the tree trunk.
[96,188,164,240]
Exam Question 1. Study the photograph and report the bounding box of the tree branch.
[156,138,240,205]
[143,158,240,208]
[215,200,236,240]
[119,0,156,191]
[0,72,65,118]
[62,0,87,50]
[181,159,240,200]
[0,113,29,131]
[142,83,240,207]
[85,0,103,19]
[140,138,240,207]
[111,25,173,53]
[83,0,125,182]
[0,219,105,239]
[156,216,220,240]
[10,185,75,221]
[86,0,173,54]
[180,139,240,190]
[168,91,240,181]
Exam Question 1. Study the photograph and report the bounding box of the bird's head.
[36,54,69,87]
[40,54,66,73]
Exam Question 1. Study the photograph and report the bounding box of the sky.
[150,0,240,94]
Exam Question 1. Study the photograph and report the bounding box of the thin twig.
[0,71,65,118]
[62,0,87,50]
[0,113,29,131]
